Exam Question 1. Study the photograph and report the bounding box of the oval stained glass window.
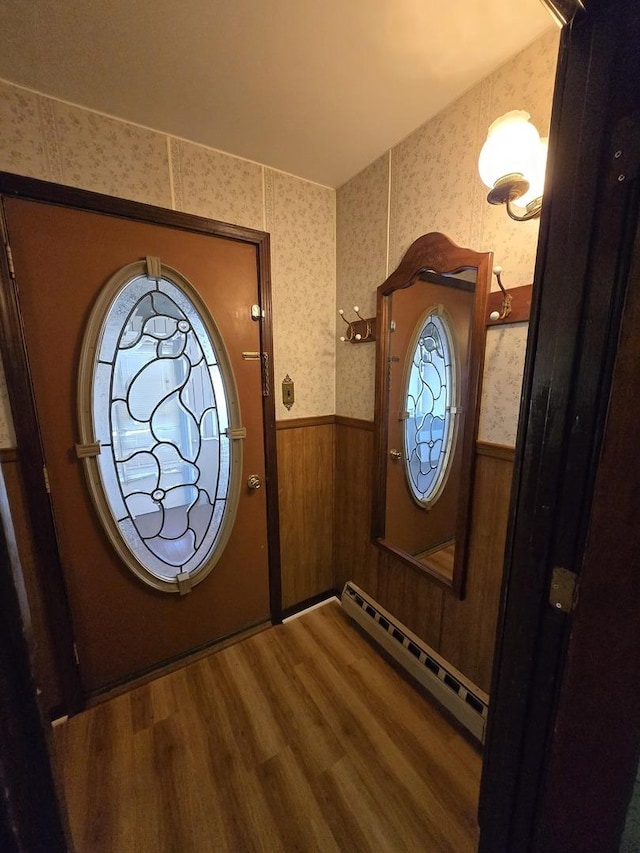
[77,259,242,593]
[403,309,457,507]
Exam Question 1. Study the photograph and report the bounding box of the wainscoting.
[333,418,513,693]
[275,417,335,610]
[1,416,512,713]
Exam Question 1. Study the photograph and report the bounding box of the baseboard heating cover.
[341,581,489,742]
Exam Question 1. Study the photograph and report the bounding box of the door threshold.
[83,619,271,709]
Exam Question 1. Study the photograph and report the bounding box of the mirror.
[372,233,492,597]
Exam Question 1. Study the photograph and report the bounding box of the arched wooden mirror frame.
[372,232,492,598]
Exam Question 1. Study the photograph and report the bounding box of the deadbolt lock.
[247,474,262,491]
[389,449,402,460]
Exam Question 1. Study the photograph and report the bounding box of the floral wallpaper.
[50,102,172,207]
[265,170,336,419]
[479,324,530,445]
[0,82,55,181]
[336,154,389,420]
[388,85,482,271]
[337,28,560,444]
[171,139,264,230]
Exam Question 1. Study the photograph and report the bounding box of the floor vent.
[341,581,489,742]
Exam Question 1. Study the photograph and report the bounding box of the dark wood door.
[2,195,273,695]
[479,2,640,850]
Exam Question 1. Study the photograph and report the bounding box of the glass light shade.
[478,110,542,190]
[513,137,549,209]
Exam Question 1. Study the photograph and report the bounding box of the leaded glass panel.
[81,266,239,590]
[403,311,456,506]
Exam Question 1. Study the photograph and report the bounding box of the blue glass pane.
[403,313,454,505]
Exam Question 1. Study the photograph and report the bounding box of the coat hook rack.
[338,306,376,343]
[489,266,513,322]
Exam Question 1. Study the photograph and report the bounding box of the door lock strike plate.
[549,567,578,613]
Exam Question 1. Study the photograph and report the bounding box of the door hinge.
[5,242,15,279]
[72,641,80,666]
[549,567,579,614]
[250,304,264,321]
[43,465,51,494]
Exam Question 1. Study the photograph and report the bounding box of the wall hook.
[489,266,513,321]
[338,306,376,344]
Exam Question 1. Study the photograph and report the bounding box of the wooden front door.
[1,188,278,697]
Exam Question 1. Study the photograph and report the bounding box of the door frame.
[0,172,282,714]
[479,1,640,849]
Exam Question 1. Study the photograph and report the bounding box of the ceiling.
[0,0,553,188]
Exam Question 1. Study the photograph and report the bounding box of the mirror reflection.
[373,234,492,596]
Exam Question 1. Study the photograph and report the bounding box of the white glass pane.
[209,364,229,433]
[96,452,127,520]
[92,362,112,446]
[217,435,231,498]
[158,279,216,365]
[99,276,153,362]
[146,529,197,567]
[182,500,225,575]
[118,517,179,580]
[111,400,156,462]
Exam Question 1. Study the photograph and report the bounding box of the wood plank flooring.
[53,601,481,852]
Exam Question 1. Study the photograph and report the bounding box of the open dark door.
[479,2,640,850]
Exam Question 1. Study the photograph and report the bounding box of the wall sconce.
[478,110,548,222]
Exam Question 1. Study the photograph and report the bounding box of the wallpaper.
[336,28,561,443]
[170,138,264,230]
[336,154,389,420]
[49,101,172,208]
[388,85,482,271]
[265,170,336,419]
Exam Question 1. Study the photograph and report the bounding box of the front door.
[1,190,277,696]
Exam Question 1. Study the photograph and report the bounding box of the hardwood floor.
[53,601,481,852]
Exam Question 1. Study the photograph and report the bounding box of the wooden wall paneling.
[376,552,444,652]
[0,454,63,714]
[334,420,378,595]
[276,422,335,609]
[439,448,514,692]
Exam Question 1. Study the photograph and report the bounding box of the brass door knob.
[247,474,262,490]
[389,449,402,460]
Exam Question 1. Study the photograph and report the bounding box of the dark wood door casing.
[0,173,281,710]
[479,1,640,850]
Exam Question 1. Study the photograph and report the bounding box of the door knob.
[389,449,402,460]
[247,474,262,490]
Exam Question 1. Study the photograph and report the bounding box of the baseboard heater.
[341,581,489,743]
